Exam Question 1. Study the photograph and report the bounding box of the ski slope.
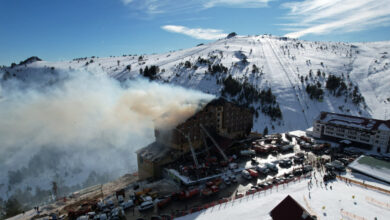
[3,35,388,134]
[1,34,390,203]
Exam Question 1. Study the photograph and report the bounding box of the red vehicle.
[300,136,313,144]
[201,185,219,196]
[157,196,171,208]
[201,188,213,196]
[253,145,268,153]
[179,188,199,200]
[247,169,259,178]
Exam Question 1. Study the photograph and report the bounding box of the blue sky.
[1,0,390,66]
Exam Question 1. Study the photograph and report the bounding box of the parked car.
[323,172,336,182]
[279,159,292,168]
[105,200,114,209]
[325,162,335,171]
[293,168,303,176]
[265,163,278,172]
[293,156,304,164]
[241,170,252,180]
[332,160,346,171]
[223,175,231,185]
[76,216,88,220]
[121,199,134,210]
[137,201,154,211]
[280,144,294,152]
[303,165,313,173]
[111,207,124,218]
[256,165,270,175]
[240,149,256,156]
[94,214,107,220]
[117,195,124,204]
[247,169,259,178]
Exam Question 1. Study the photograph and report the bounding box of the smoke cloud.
[0,69,214,200]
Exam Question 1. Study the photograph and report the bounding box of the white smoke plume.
[0,69,214,200]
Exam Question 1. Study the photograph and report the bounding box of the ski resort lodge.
[312,112,390,153]
[136,98,253,180]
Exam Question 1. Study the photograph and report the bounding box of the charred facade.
[137,98,253,180]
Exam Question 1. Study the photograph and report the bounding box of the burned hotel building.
[136,98,253,180]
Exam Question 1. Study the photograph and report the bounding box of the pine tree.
[263,127,268,136]
[4,198,23,218]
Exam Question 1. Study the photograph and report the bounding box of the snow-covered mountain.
[3,35,390,132]
[1,34,390,205]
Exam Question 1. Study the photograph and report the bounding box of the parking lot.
[68,132,389,220]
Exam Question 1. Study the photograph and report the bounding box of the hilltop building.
[312,112,390,153]
[136,98,253,180]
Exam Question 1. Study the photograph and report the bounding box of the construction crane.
[200,124,228,161]
[175,128,199,169]
[200,131,210,156]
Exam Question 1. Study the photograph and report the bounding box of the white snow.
[176,176,390,220]
[2,34,390,201]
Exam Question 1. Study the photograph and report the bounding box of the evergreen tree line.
[139,65,159,80]
[304,73,365,105]
[221,75,282,120]
[306,82,324,100]
[208,63,228,75]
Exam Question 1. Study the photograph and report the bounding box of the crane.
[175,128,199,169]
[200,124,228,161]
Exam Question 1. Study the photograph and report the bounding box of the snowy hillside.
[1,34,390,205]
[2,35,389,133]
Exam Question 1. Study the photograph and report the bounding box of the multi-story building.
[136,98,253,180]
[155,98,253,152]
[312,112,390,153]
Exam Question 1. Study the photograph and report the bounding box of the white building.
[312,112,390,153]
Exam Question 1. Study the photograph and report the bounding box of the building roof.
[136,142,177,162]
[270,195,316,220]
[348,155,390,184]
[206,97,252,112]
[317,112,390,131]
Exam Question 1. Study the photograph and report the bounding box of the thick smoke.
[0,69,214,200]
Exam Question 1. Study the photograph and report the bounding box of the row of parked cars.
[245,167,313,195]
[241,155,312,181]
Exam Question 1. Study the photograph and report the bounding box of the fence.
[365,196,390,210]
[336,176,390,195]
[340,209,367,220]
[172,173,312,218]
[303,195,319,220]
